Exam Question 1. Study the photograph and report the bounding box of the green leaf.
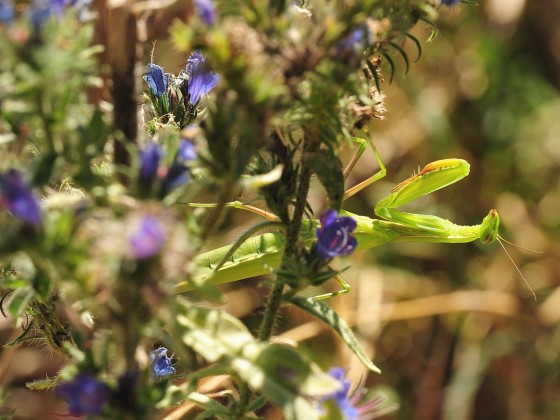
[187,392,231,416]
[174,301,341,419]
[7,287,34,318]
[1,276,28,289]
[31,269,51,299]
[307,148,345,211]
[288,297,381,373]
[176,300,255,362]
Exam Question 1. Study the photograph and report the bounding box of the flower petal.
[143,63,170,99]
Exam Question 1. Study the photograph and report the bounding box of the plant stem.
[235,133,317,416]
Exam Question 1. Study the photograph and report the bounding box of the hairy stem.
[234,135,316,415]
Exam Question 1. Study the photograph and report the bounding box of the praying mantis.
[175,135,522,297]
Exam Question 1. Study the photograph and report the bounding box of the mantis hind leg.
[343,134,387,201]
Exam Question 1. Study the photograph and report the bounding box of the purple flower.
[195,0,216,26]
[150,347,176,379]
[164,138,197,189]
[176,137,197,162]
[129,216,166,260]
[324,368,359,419]
[139,142,162,184]
[57,374,110,417]
[0,169,42,226]
[339,26,370,55]
[315,210,357,259]
[322,368,387,419]
[441,0,462,5]
[144,63,170,99]
[184,51,220,105]
[0,0,15,24]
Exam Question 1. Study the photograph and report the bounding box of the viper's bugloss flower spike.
[195,0,216,26]
[0,0,15,24]
[144,63,170,99]
[150,347,176,379]
[321,368,388,420]
[57,374,110,417]
[129,216,166,260]
[0,169,42,226]
[315,210,357,259]
[164,138,197,189]
[184,51,220,105]
[139,142,162,185]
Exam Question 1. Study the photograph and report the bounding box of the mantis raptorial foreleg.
[343,135,387,201]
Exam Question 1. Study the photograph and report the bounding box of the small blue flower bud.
[150,347,176,379]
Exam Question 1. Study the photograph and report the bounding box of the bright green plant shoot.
[175,142,502,295]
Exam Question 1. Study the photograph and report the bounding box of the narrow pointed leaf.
[7,287,34,318]
[288,296,381,373]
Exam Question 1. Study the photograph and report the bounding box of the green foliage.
[288,296,381,373]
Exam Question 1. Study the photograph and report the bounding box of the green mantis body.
[175,157,500,294]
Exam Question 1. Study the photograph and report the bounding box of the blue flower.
[184,51,220,105]
[339,26,370,55]
[195,0,216,26]
[321,368,389,420]
[144,63,170,99]
[324,368,360,419]
[57,374,110,417]
[0,0,15,24]
[129,216,166,260]
[315,210,357,259]
[164,138,197,189]
[176,137,197,163]
[0,169,42,226]
[441,0,462,5]
[150,347,176,379]
[139,142,162,185]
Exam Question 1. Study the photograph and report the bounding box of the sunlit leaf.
[288,297,381,373]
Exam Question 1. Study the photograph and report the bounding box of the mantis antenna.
[496,234,541,301]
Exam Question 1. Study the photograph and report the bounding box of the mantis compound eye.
[480,209,500,244]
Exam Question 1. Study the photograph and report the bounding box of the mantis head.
[480,209,500,244]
